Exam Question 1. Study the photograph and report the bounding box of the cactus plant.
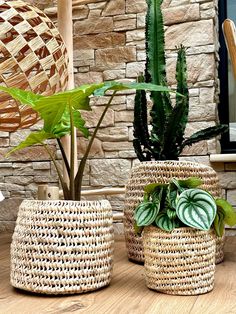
[133,0,227,161]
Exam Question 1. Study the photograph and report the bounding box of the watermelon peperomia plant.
[0,81,176,201]
[134,177,236,236]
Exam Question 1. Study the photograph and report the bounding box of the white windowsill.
[210,154,236,163]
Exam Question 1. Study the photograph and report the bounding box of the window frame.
[218,0,236,153]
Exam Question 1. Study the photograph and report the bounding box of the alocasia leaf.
[6,130,53,156]
[0,86,43,106]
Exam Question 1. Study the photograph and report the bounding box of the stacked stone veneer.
[0,0,235,232]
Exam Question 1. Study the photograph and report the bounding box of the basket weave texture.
[11,200,114,295]
[0,0,68,132]
[143,226,216,295]
[124,160,223,263]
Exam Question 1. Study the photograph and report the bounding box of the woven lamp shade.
[0,0,68,132]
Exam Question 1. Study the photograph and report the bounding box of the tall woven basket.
[0,0,68,132]
[143,226,216,295]
[124,160,224,264]
[11,200,114,295]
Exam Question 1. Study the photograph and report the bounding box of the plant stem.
[75,91,117,200]
[57,138,70,178]
[42,143,70,200]
[69,99,75,200]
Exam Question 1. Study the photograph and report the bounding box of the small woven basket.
[124,160,224,264]
[11,200,114,295]
[0,0,68,131]
[143,226,216,295]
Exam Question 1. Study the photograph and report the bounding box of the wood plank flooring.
[0,233,235,314]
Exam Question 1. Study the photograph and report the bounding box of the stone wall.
[0,0,235,232]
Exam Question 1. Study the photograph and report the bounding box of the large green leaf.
[216,198,236,226]
[214,210,225,237]
[155,213,176,232]
[51,109,89,139]
[176,189,217,230]
[177,177,203,189]
[134,201,160,226]
[95,81,177,96]
[34,84,104,132]
[0,86,43,106]
[6,131,53,156]
[144,182,167,195]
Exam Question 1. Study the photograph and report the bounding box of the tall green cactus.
[133,0,227,161]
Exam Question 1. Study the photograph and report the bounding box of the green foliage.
[134,177,236,235]
[176,189,216,231]
[133,0,228,161]
[1,81,174,200]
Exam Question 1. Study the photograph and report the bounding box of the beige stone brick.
[74,33,126,50]
[115,111,134,123]
[126,0,147,14]
[102,0,125,16]
[102,141,133,152]
[95,47,136,66]
[90,159,131,186]
[96,127,129,142]
[163,4,200,26]
[78,138,104,158]
[165,20,214,49]
[217,172,236,189]
[75,72,103,85]
[73,5,89,20]
[166,54,215,85]
[82,107,114,128]
[114,18,136,31]
[74,17,113,35]
[126,30,145,42]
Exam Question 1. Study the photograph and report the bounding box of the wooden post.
[223,19,236,80]
[57,0,78,187]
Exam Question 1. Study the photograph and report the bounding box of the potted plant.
[124,0,227,263]
[134,177,236,295]
[0,80,174,294]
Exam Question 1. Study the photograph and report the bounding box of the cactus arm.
[160,46,189,159]
[180,125,228,152]
[133,75,151,150]
[133,139,151,161]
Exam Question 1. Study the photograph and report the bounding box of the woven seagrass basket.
[11,200,114,294]
[0,0,68,132]
[143,226,216,295]
[124,160,224,264]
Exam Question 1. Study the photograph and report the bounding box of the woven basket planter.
[143,226,216,295]
[11,200,114,295]
[124,160,224,264]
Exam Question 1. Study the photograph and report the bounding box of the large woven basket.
[0,0,68,131]
[124,160,223,263]
[11,200,114,294]
[143,226,216,295]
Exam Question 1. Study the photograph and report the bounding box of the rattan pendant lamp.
[0,0,70,132]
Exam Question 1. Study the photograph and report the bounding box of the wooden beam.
[57,0,78,187]
[223,19,236,80]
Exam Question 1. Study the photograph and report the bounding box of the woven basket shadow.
[0,0,68,132]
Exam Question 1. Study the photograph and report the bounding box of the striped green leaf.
[155,213,176,232]
[134,201,160,227]
[176,189,216,231]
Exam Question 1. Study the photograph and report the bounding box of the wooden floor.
[0,233,236,314]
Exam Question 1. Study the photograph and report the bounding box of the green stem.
[69,100,75,200]
[57,138,70,178]
[75,91,117,200]
[43,143,70,200]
